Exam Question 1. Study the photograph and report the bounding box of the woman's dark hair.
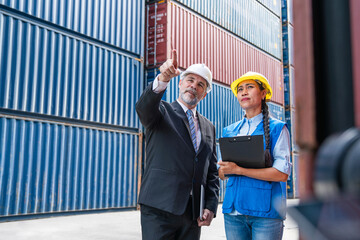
[261,99,272,167]
[256,80,272,167]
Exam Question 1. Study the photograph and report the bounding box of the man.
[136,49,219,240]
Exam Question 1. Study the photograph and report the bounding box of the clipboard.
[219,135,265,168]
[199,185,205,220]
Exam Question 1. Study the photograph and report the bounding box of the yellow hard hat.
[230,71,273,101]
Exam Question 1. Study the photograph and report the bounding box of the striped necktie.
[186,109,197,152]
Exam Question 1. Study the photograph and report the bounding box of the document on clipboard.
[219,135,265,168]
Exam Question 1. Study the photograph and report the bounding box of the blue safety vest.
[222,118,287,220]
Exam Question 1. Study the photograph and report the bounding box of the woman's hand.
[218,161,241,180]
[219,161,289,182]
[218,166,227,180]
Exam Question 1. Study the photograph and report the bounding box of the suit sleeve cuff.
[152,76,169,93]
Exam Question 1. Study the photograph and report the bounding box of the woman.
[218,71,292,240]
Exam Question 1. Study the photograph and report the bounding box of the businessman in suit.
[135,49,219,240]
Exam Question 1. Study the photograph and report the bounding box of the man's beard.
[180,88,203,106]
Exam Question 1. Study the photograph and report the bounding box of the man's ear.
[201,92,207,100]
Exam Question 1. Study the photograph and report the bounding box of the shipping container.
[290,108,299,152]
[281,0,293,25]
[0,117,141,217]
[284,107,298,153]
[286,163,294,198]
[256,0,281,17]
[146,70,285,138]
[284,67,290,107]
[0,0,144,56]
[0,12,144,128]
[172,0,282,58]
[283,66,295,109]
[268,102,285,121]
[292,152,299,198]
[282,24,294,66]
[146,1,284,104]
[290,66,295,108]
[350,0,360,127]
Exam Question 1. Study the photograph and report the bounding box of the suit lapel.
[172,101,191,131]
[171,101,194,151]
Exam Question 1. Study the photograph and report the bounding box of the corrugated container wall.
[0,1,145,218]
[172,0,282,59]
[282,24,294,66]
[0,0,144,56]
[284,67,296,109]
[256,0,281,17]
[281,0,293,25]
[0,7,143,128]
[0,118,140,216]
[146,1,284,105]
[281,0,296,198]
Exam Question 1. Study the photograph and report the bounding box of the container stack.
[282,0,298,198]
[144,0,286,201]
[0,1,145,218]
[0,0,297,221]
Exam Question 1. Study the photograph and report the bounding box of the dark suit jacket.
[135,83,219,219]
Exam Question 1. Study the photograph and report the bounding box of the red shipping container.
[350,0,360,127]
[146,1,284,105]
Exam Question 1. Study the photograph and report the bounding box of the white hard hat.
[180,64,212,93]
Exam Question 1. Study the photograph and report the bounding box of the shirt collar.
[177,99,197,116]
[245,112,263,125]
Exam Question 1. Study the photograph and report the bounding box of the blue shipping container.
[0,117,141,217]
[268,102,285,122]
[0,0,144,56]
[281,0,293,25]
[290,66,295,109]
[0,12,144,128]
[282,23,294,66]
[283,67,290,108]
[174,0,282,59]
[284,66,295,109]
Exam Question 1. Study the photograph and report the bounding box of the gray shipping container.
[257,0,282,17]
